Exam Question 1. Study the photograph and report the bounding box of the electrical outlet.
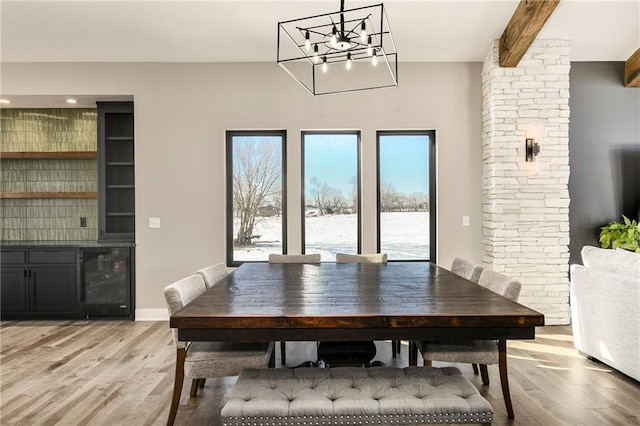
[149,217,161,229]
[462,216,470,227]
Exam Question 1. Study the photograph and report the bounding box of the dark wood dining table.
[170,261,544,365]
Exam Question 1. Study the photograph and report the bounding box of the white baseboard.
[135,308,169,321]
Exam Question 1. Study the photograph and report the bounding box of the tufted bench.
[221,366,493,425]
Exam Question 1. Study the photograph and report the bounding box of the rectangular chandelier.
[277,1,398,96]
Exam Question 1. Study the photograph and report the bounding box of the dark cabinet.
[0,249,80,318]
[1,266,27,312]
[30,265,78,313]
[1,246,135,320]
[97,102,135,241]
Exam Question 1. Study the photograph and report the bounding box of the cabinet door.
[1,267,27,312]
[29,265,78,313]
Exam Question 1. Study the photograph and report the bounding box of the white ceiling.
[1,0,638,63]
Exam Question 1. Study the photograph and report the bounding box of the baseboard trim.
[135,308,169,321]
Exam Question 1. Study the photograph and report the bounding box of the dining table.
[170,261,545,365]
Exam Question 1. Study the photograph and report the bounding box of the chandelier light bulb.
[331,25,337,47]
[313,45,319,64]
[322,57,328,73]
[367,35,373,56]
[372,49,378,67]
[360,22,367,43]
[304,31,311,51]
[346,53,352,71]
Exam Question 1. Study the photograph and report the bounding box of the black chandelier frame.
[277,1,398,96]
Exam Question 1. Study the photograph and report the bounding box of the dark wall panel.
[569,62,640,264]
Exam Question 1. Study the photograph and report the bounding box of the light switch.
[149,217,161,228]
[462,216,470,227]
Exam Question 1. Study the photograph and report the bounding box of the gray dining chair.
[268,253,321,264]
[195,262,229,289]
[268,253,320,365]
[164,274,274,426]
[448,258,483,376]
[335,252,388,263]
[451,257,483,283]
[334,253,400,359]
[415,268,522,419]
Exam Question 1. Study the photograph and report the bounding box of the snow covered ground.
[234,212,430,261]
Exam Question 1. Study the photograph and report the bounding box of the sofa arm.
[570,264,640,380]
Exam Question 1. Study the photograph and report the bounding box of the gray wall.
[569,62,640,264]
[1,62,484,313]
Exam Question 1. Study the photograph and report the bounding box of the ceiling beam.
[625,47,640,87]
[499,0,561,67]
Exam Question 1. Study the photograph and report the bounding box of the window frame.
[301,130,362,256]
[225,130,287,267]
[376,130,436,262]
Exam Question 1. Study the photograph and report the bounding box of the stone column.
[482,40,570,325]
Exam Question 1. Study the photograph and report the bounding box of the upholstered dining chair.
[268,253,321,365]
[450,257,483,284]
[415,268,522,419]
[268,253,321,264]
[334,253,400,359]
[335,252,388,263]
[195,262,229,289]
[164,274,274,426]
[447,258,483,376]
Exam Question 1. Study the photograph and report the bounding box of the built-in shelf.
[106,212,135,217]
[0,151,97,160]
[106,185,135,189]
[106,162,134,166]
[0,192,98,199]
[106,136,134,141]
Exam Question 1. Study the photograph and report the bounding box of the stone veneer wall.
[0,108,98,241]
[482,40,571,325]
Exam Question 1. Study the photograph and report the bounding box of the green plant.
[599,215,640,253]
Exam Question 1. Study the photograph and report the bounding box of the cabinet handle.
[24,269,28,277]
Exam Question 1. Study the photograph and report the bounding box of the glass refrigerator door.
[83,248,129,306]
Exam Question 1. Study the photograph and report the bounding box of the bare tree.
[309,178,349,214]
[233,138,280,246]
[309,177,328,215]
[380,181,400,212]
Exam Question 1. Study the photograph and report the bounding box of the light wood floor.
[1,322,638,425]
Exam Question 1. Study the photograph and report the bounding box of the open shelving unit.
[97,102,135,241]
[0,151,98,199]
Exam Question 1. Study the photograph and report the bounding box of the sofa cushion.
[581,246,640,280]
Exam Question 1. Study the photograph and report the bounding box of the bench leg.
[280,341,286,366]
[498,339,515,419]
[167,348,186,426]
[472,363,479,375]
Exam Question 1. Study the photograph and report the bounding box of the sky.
[304,133,430,198]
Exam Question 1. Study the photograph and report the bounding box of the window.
[377,131,435,261]
[226,130,286,266]
[302,131,360,260]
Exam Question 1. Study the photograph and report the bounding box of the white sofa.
[570,246,640,381]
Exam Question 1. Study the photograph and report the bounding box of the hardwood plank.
[625,47,640,87]
[2,322,639,425]
[499,0,562,67]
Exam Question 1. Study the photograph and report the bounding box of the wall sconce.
[525,138,540,162]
